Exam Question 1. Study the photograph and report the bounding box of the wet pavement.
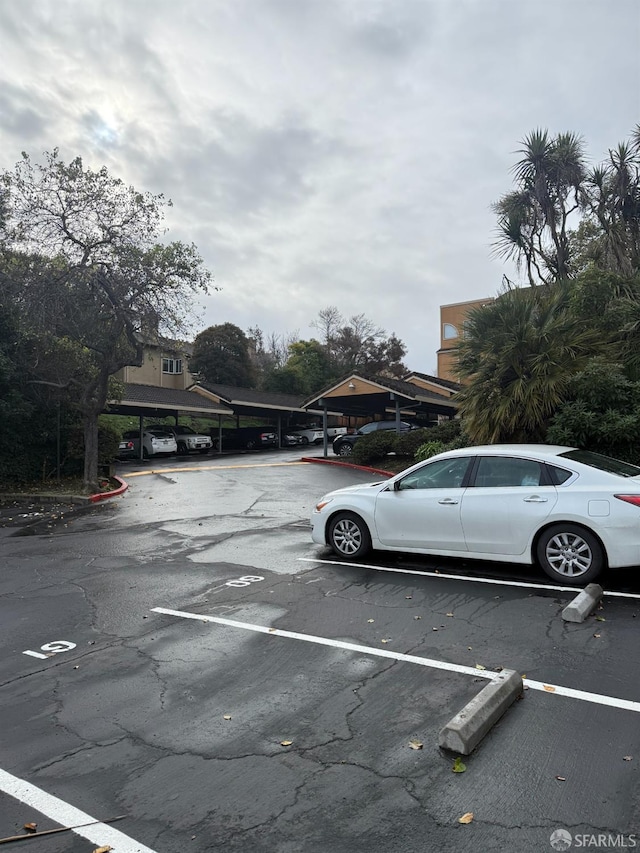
[1,450,639,852]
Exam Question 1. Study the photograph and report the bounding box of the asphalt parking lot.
[1,449,639,852]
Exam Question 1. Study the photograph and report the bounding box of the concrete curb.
[438,668,523,755]
[301,456,394,478]
[89,476,128,503]
[0,476,129,505]
[562,583,604,623]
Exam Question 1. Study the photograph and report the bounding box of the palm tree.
[493,130,587,285]
[454,282,605,444]
[585,127,640,277]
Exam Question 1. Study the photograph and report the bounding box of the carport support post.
[391,394,401,431]
[320,399,328,457]
[138,413,144,461]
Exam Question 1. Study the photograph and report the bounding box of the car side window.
[546,464,573,485]
[473,456,543,488]
[397,457,471,490]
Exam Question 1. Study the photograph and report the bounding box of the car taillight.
[127,441,134,450]
[614,495,640,507]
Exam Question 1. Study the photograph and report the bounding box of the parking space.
[1,454,639,851]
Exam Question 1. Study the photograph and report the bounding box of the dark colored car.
[332,420,415,457]
[212,427,278,451]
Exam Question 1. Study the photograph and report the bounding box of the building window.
[443,323,458,340]
[162,357,183,375]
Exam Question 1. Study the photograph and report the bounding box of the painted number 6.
[225,575,264,588]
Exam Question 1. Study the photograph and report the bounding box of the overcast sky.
[1,0,639,373]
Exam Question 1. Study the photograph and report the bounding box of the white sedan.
[311,445,640,585]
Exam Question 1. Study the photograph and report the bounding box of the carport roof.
[302,372,458,418]
[404,370,461,393]
[192,382,337,419]
[107,383,233,418]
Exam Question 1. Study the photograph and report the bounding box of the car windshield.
[178,426,196,434]
[559,449,640,478]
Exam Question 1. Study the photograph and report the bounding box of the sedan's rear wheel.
[300,436,309,446]
[328,512,371,560]
[536,524,604,584]
[337,443,353,456]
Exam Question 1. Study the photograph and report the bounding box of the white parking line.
[151,607,640,714]
[151,607,495,678]
[0,769,156,852]
[298,557,640,599]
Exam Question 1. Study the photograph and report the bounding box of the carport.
[190,383,340,447]
[302,372,458,455]
[107,383,233,460]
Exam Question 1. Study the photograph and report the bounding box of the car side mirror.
[393,480,401,492]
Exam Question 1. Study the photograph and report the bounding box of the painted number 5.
[23,641,77,660]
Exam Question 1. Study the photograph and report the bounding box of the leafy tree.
[455,282,604,443]
[262,365,309,395]
[191,322,256,387]
[546,360,640,463]
[1,150,211,491]
[312,307,407,377]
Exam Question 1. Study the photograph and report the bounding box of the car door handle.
[523,496,548,503]
[438,498,459,505]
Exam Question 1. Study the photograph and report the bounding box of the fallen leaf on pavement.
[280,740,293,746]
[623,756,633,761]
[408,740,423,750]
[367,619,375,623]
[223,715,232,720]
[23,823,37,832]
[92,847,112,853]
[452,757,466,773]
[543,684,556,692]
[458,813,474,824]
[555,775,566,781]
[446,612,454,617]
[474,664,486,670]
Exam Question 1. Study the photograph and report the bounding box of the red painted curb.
[301,457,394,478]
[89,476,128,503]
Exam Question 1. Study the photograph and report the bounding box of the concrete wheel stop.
[438,669,523,755]
[561,583,603,623]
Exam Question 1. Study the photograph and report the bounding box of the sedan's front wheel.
[337,443,353,456]
[536,524,605,584]
[328,512,371,560]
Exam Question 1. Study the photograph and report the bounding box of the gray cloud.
[1,0,638,370]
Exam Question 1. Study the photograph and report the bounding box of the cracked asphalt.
[1,449,639,852]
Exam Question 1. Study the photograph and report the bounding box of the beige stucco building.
[437,296,494,382]
[113,339,195,391]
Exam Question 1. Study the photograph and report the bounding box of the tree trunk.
[83,413,100,494]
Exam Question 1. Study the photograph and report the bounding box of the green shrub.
[414,440,446,462]
[425,419,463,444]
[351,431,396,465]
[394,428,433,457]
